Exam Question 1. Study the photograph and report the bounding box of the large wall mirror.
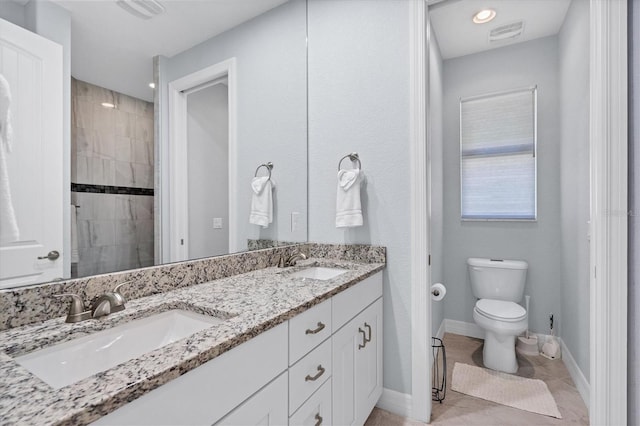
[0,0,307,288]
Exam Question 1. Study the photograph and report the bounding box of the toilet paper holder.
[431,283,446,301]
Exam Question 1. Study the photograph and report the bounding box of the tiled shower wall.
[70,78,154,277]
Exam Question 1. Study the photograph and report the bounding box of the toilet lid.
[475,299,526,322]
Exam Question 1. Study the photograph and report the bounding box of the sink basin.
[15,309,223,389]
[289,266,348,281]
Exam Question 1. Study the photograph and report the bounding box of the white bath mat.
[451,362,562,419]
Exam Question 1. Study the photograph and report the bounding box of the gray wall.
[308,0,411,394]
[158,0,307,257]
[429,23,445,336]
[629,0,639,423]
[442,37,562,335]
[1,1,72,279]
[187,83,230,259]
[558,0,590,379]
[0,1,25,27]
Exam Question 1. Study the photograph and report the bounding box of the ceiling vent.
[489,21,525,43]
[116,0,165,20]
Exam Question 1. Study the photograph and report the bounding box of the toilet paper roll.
[431,283,446,301]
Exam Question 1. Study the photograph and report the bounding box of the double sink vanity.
[0,243,385,425]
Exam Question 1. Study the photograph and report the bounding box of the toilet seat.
[475,299,526,322]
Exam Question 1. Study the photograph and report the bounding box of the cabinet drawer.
[289,338,332,414]
[332,272,382,331]
[289,378,332,426]
[289,298,332,365]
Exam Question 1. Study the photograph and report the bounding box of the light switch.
[213,218,223,229]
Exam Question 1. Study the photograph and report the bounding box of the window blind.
[460,88,537,220]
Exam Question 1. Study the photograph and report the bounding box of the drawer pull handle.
[315,413,323,426]
[358,327,366,349]
[305,365,326,382]
[305,322,326,335]
[364,322,372,343]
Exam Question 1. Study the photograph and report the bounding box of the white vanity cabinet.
[92,323,288,426]
[92,271,383,426]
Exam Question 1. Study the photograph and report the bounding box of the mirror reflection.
[0,0,307,288]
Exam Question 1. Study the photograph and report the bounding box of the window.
[460,87,537,220]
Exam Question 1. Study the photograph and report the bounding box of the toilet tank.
[467,258,528,302]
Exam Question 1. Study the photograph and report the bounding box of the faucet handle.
[52,293,91,323]
[112,280,131,302]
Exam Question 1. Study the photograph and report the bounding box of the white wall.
[187,83,230,259]
[308,0,412,394]
[429,23,445,336]
[558,0,590,379]
[158,0,307,257]
[629,0,640,422]
[442,37,562,335]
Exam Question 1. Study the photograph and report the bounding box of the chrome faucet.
[278,251,307,268]
[91,281,130,318]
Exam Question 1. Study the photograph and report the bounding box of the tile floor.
[365,333,589,425]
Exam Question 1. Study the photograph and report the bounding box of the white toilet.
[468,257,528,374]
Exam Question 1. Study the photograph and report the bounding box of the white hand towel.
[70,205,79,263]
[249,176,274,227]
[0,74,19,244]
[336,168,363,228]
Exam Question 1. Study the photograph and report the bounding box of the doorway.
[185,79,230,259]
[166,58,237,263]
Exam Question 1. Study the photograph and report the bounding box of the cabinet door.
[332,316,360,426]
[216,372,288,426]
[355,298,383,425]
[332,297,383,426]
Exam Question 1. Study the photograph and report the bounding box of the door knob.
[37,250,60,261]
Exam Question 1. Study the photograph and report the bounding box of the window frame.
[459,86,538,222]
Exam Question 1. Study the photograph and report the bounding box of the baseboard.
[443,319,590,408]
[558,337,590,407]
[443,319,484,339]
[376,388,412,418]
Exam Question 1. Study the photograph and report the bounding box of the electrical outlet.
[291,212,300,232]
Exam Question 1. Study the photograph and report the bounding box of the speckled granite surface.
[247,239,298,250]
[0,252,384,425]
[0,243,384,331]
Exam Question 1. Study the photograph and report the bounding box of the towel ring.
[254,162,273,180]
[338,152,361,171]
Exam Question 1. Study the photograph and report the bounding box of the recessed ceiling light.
[101,102,116,108]
[149,82,156,89]
[473,9,497,24]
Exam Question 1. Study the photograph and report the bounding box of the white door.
[0,19,63,288]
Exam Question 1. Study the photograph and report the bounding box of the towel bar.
[254,162,273,180]
[338,152,361,171]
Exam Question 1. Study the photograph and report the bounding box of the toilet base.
[482,331,518,373]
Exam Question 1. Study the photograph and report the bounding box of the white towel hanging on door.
[0,74,19,244]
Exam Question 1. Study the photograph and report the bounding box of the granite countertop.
[0,258,384,425]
